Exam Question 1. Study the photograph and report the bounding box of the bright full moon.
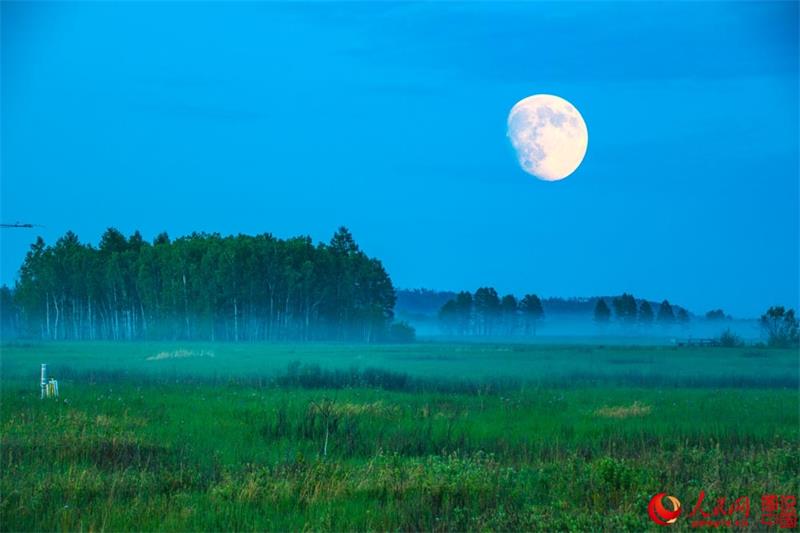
[507,94,588,181]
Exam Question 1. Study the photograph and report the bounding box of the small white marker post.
[40,363,47,399]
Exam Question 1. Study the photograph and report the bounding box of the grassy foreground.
[1,342,798,531]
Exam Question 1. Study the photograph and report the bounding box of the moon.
[507,94,588,181]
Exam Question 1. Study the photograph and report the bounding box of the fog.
[406,315,764,345]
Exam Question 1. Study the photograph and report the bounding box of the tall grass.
[1,343,798,531]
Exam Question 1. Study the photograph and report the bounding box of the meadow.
[1,341,798,531]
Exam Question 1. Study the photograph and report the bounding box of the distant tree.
[638,301,654,324]
[454,291,474,335]
[612,293,637,324]
[438,300,459,334]
[99,227,128,254]
[0,285,19,339]
[15,237,50,338]
[329,226,359,255]
[500,294,519,336]
[760,306,799,348]
[657,300,675,323]
[676,308,690,323]
[501,294,518,312]
[594,298,611,323]
[473,287,501,336]
[520,294,544,335]
[153,232,170,246]
[705,309,726,321]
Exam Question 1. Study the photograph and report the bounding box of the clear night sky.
[1,1,797,317]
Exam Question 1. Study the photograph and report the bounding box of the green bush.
[387,321,416,343]
[719,328,744,347]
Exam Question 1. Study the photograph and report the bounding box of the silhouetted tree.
[454,291,474,335]
[438,300,459,335]
[705,309,726,321]
[612,293,637,324]
[594,298,611,323]
[657,300,675,323]
[472,288,500,336]
[500,294,519,335]
[0,285,19,339]
[760,306,799,348]
[638,300,654,324]
[438,291,475,335]
[520,294,544,335]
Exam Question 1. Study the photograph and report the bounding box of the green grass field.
[1,342,798,531]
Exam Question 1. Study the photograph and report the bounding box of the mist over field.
[393,289,769,344]
[403,313,764,344]
[1,1,798,531]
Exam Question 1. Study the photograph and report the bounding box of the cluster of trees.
[705,309,730,321]
[396,291,600,318]
[438,288,544,336]
[718,306,798,348]
[436,289,697,336]
[592,293,689,325]
[3,227,407,342]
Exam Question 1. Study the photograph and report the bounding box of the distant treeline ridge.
[395,288,694,320]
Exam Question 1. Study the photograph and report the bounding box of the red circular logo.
[648,493,682,526]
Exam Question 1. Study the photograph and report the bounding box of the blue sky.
[1,1,797,317]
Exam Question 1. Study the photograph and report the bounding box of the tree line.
[2,227,407,342]
[437,289,695,337]
[592,293,690,325]
[438,288,545,336]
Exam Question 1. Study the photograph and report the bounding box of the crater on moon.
[507,94,588,182]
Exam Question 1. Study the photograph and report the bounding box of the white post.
[40,364,47,399]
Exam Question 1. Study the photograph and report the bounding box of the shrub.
[387,321,416,343]
[719,328,744,348]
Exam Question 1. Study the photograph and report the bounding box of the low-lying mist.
[406,315,764,345]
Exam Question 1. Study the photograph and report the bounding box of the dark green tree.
[0,285,19,339]
[705,309,726,320]
[594,298,611,323]
[438,300,459,335]
[612,293,637,324]
[500,294,519,335]
[760,306,799,348]
[473,287,501,336]
[454,291,474,335]
[520,294,544,335]
[638,300,654,324]
[657,300,675,323]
